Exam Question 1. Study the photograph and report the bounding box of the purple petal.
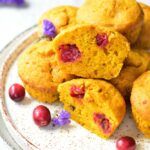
[52,118,71,126]
[59,110,70,119]
[43,19,56,38]
[52,118,60,126]
[0,0,25,5]
[52,110,71,126]
[58,119,71,126]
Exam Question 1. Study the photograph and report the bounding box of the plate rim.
[0,25,40,150]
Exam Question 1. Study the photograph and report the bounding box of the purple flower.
[0,0,25,6]
[52,110,71,126]
[43,19,56,38]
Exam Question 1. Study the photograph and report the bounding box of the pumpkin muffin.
[134,3,150,49]
[52,24,130,80]
[18,40,74,103]
[110,49,150,99]
[38,6,78,37]
[131,71,150,137]
[76,0,144,44]
[58,79,126,139]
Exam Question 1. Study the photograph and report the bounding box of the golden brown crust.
[131,71,150,120]
[18,39,74,103]
[38,6,78,35]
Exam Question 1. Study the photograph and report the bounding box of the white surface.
[0,0,149,149]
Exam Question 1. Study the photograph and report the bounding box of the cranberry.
[33,105,51,127]
[116,136,136,150]
[59,44,81,62]
[9,83,25,102]
[96,33,108,48]
[70,85,85,98]
[93,113,111,133]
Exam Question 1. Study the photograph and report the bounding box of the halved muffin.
[52,24,130,80]
[58,79,126,139]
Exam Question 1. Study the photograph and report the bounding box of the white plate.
[0,25,150,150]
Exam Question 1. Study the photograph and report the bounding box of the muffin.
[110,49,150,99]
[131,71,150,137]
[76,0,144,44]
[18,40,74,103]
[134,3,150,49]
[52,24,130,80]
[38,6,78,37]
[58,79,126,139]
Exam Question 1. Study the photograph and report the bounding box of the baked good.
[131,71,150,137]
[58,79,126,139]
[38,6,78,37]
[110,49,150,99]
[52,24,130,80]
[134,3,150,49]
[76,0,144,44]
[18,40,73,103]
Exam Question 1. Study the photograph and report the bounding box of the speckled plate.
[0,25,150,150]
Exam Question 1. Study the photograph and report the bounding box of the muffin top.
[77,0,143,33]
[18,40,58,92]
[18,38,74,87]
[38,6,78,35]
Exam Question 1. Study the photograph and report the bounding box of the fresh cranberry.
[116,136,136,150]
[9,83,25,102]
[96,33,108,48]
[33,105,51,127]
[93,113,111,133]
[70,85,85,98]
[59,44,81,62]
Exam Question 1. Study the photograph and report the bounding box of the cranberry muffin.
[18,40,74,103]
[52,24,130,80]
[58,79,126,139]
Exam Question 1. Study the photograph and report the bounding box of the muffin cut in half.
[52,24,130,80]
[58,79,126,139]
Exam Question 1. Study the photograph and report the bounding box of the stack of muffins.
[18,0,150,139]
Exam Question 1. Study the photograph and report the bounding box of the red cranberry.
[93,113,111,133]
[33,105,51,127]
[70,85,85,98]
[59,44,81,62]
[116,136,136,150]
[9,83,25,102]
[96,33,108,48]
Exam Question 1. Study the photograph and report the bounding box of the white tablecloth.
[0,0,149,149]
